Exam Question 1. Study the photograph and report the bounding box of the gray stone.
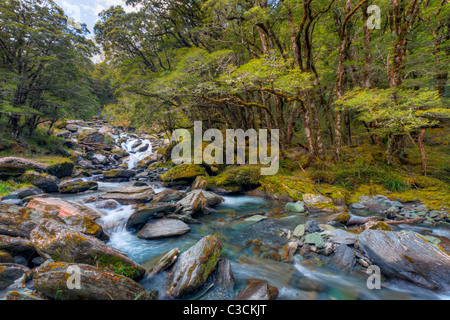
[137,219,190,239]
[357,230,450,291]
[285,201,306,213]
[305,220,321,234]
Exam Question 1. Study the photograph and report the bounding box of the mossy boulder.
[32,262,156,300]
[0,157,48,179]
[30,219,146,280]
[165,235,222,298]
[102,169,136,180]
[207,165,261,193]
[45,158,75,179]
[159,164,207,184]
[61,215,109,241]
[77,130,105,144]
[333,212,351,224]
[19,171,60,193]
[59,181,98,194]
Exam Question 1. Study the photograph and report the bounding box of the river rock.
[192,176,208,190]
[78,130,105,144]
[59,181,98,194]
[175,191,208,216]
[27,197,104,220]
[236,280,278,300]
[144,248,180,276]
[1,187,44,201]
[166,235,222,298]
[46,159,75,179]
[0,203,63,238]
[32,262,156,300]
[30,219,146,280]
[305,220,321,234]
[19,171,60,193]
[126,203,177,229]
[97,186,155,205]
[215,259,235,290]
[329,229,357,245]
[303,232,325,248]
[0,234,36,258]
[332,244,356,271]
[137,219,190,239]
[102,169,136,180]
[285,201,306,213]
[0,263,30,290]
[60,215,109,241]
[0,157,48,178]
[159,164,207,184]
[152,189,185,203]
[357,230,450,291]
[302,193,333,207]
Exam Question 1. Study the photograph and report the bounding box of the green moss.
[333,212,351,224]
[208,165,261,190]
[160,164,207,182]
[0,180,33,197]
[369,221,392,231]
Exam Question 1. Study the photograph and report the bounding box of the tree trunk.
[418,129,427,175]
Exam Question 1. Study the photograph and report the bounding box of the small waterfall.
[120,136,154,170]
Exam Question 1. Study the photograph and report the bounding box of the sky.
[53,0,138,35]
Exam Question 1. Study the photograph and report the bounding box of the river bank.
[0,120,449,300]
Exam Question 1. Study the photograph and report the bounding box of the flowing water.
[64,133,449,300]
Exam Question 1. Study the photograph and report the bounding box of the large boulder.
[0,263,30,291]
[0,157,48,179]
[126,203,177,229]
[27,197,104,220]
[59,181,98,194]
[1,186,44,201]
[77,130,105,144]
[165,235,222,298]
[0,203,63,238]
[19,171,59,193]
[175,190,223,216]
[357,230,450,291]
[32,262,156,300]
[0,234,36,258]
[137,219,190,240]
[46,159,75,179]
[97,186,155,205]
[30,219,146,280]
[101,169,136,182]
[236,280,278,300]
[159,164,207,184]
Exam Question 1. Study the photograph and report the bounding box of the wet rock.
[27,197,104,220]
[59,181,98,194]
[329,229,357,245]
[152,189,185,203]
[30,219,146,280]
[285,201,306,213]
[144,248,180,276]
[126,203,177,229]
[1,187,44,201]
[303,233,325,248]
[357,230,450,291]
[137,219,190,239]
[32,262,156,300]
[0,263,30,290]
[302,194,333,207]
[192,176,208,190]
[293,224,305,238]
[19,171,60,193]
[92,200,119,210]
[332,244,356,271]
[97,186,155,205]
[66,124,80,132]
[0,157,48,179]
[236,280,278,300]
[215,259,235,290]
[176,190,223,216]
[305,220,321,234]
[166,235,222,298]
